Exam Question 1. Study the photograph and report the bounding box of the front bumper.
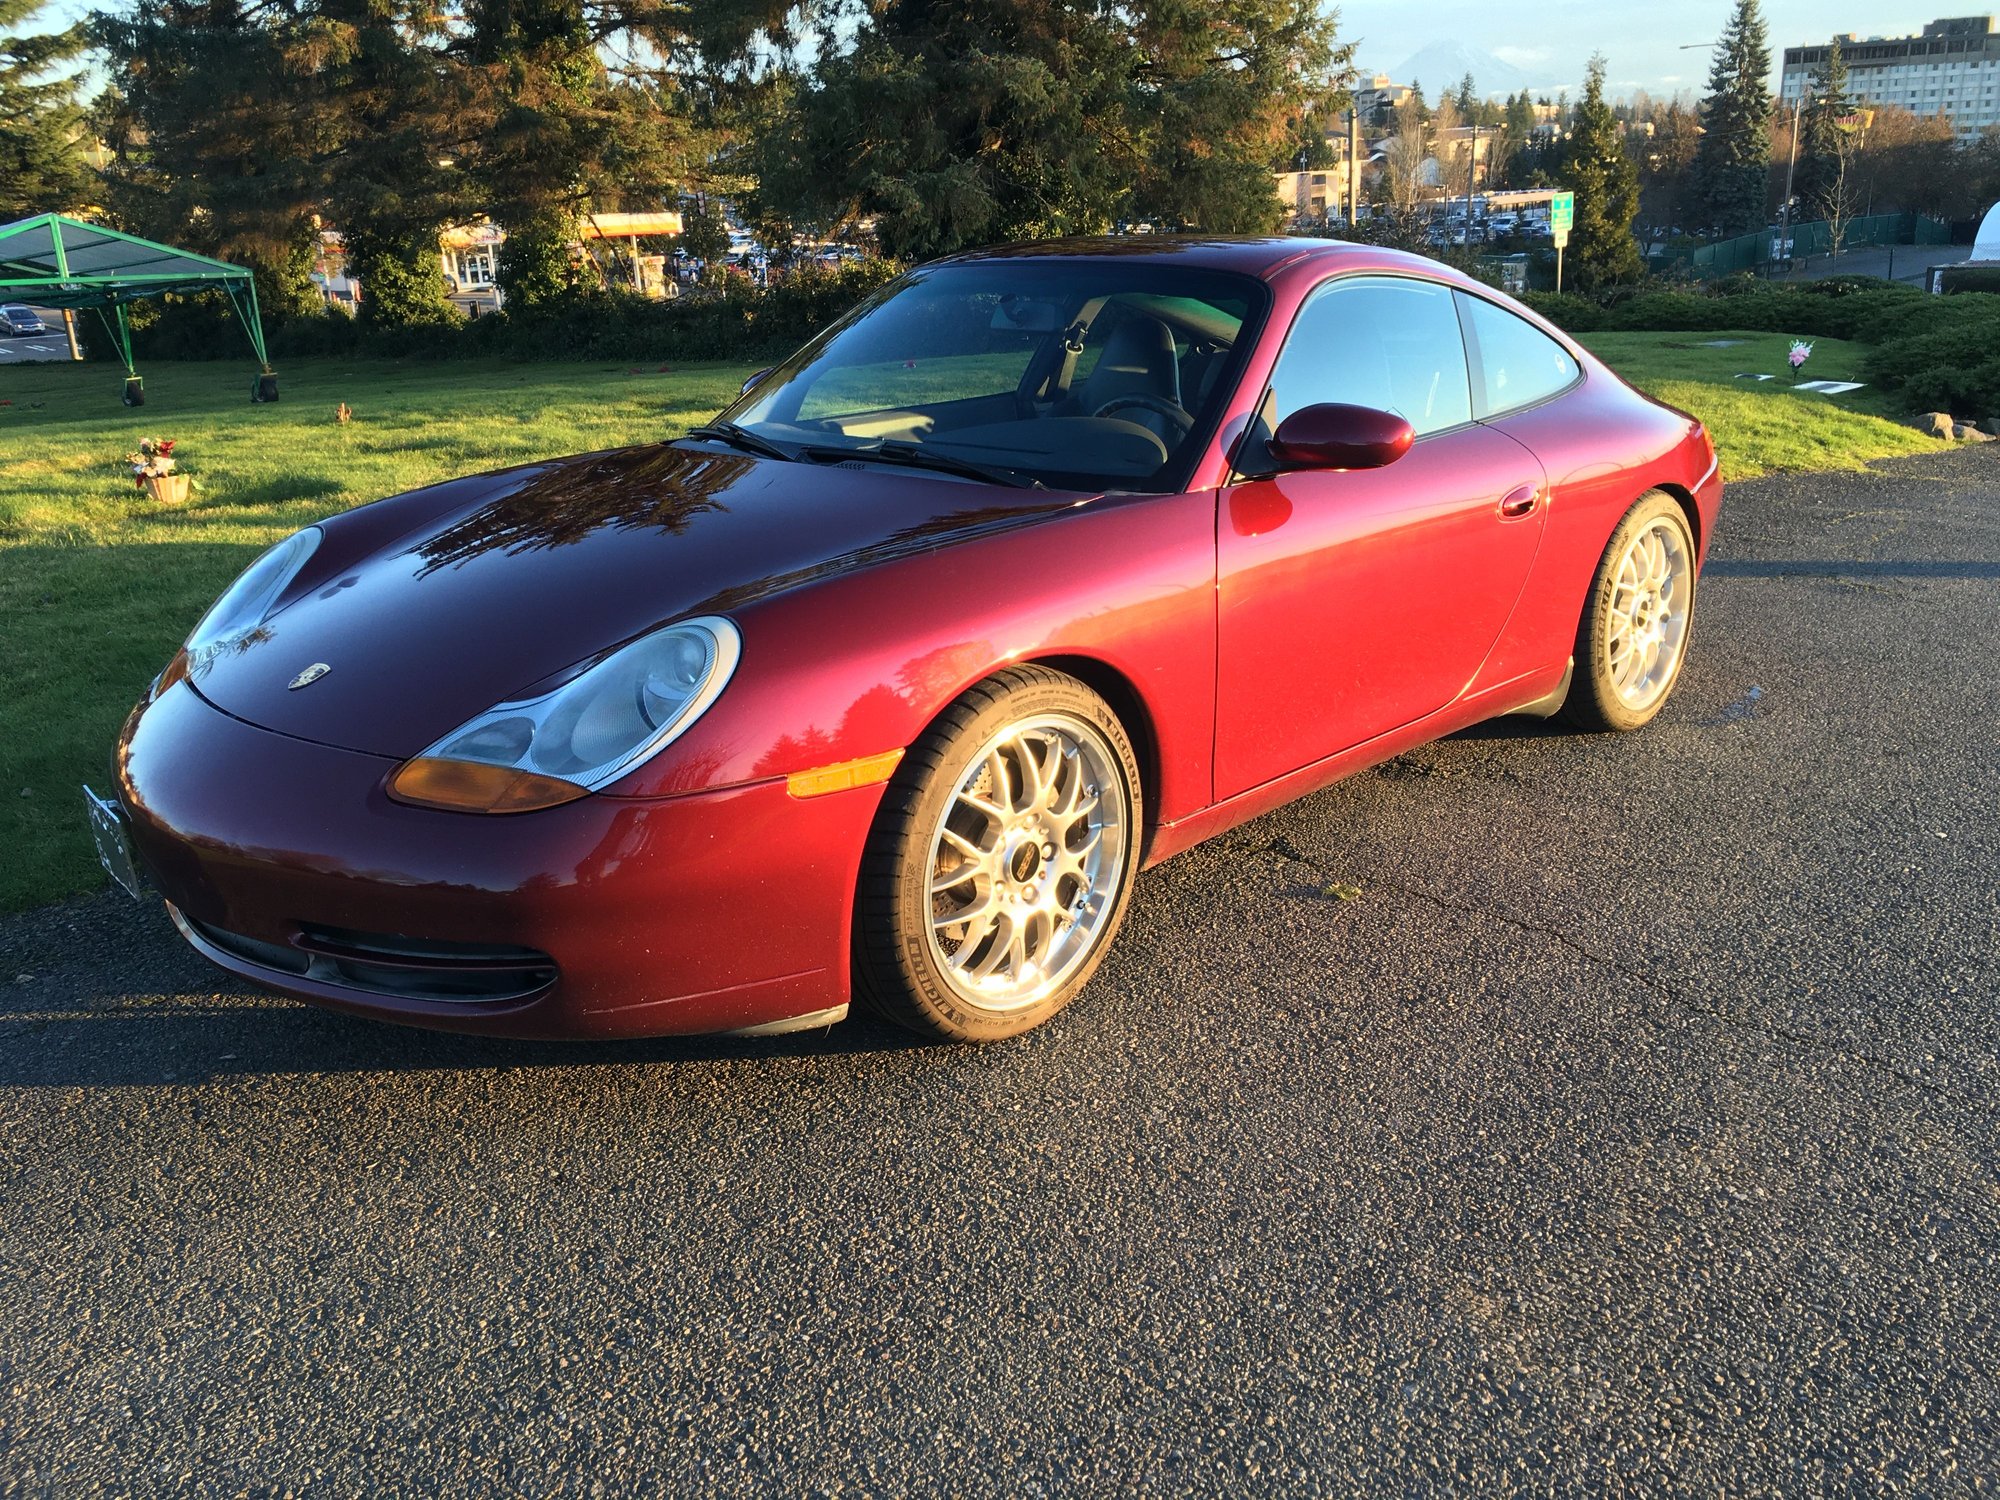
[115,682,882,1039]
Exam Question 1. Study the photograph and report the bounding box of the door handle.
[1499,483,1540,518]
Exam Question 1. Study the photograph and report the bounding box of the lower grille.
[178,912,557,1004]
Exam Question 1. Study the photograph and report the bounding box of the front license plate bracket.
[82,785,145,901]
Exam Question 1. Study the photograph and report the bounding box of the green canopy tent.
[0,213,277,406]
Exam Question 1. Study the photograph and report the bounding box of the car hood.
[189,442,1091,759]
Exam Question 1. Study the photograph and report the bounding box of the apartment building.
[1780,16,2000,139]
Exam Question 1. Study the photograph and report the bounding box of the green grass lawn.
[0,331,1956,913]
[0,355,755,914]
[1578,330,1941,482]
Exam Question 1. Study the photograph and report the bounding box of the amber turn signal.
[388,757,589,814]
[153,649,191,699]
[786,748,905,799]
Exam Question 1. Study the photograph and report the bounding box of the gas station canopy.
[0,212,274,402]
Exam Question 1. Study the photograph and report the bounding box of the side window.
[1265,276,1472,438]
[1458,293,1580,418]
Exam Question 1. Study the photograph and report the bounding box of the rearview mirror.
[991,297,1064,333]
[740,367,773,396]
[1268,403,1414,472]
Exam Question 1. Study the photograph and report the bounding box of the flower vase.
[143,473,190,505]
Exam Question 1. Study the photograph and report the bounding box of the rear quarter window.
[1458,293,1581,419]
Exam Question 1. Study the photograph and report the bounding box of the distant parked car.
[1,304,49,336]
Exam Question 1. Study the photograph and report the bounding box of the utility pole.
[1779,86,1810,273]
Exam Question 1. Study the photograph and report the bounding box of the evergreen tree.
[305,1,479,326]
[93,4,327,319]
[1454,72,1477,116]
[1692,0,1773,236]
[97,0,789,319]
[1560,55,1642,289]
[0,0,89,216]
[463,0,794,307]
[759,0,1350,259]
[1127,0,1355,233]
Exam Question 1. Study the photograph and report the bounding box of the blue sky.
[1342,1,1965,96]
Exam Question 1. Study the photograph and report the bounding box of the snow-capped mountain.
[1384,41,1569,101]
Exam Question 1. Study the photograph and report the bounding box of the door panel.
[1216,426,1547,797]
[1213,273,1548,801]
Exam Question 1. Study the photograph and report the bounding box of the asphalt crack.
[1247,835,1945,1097]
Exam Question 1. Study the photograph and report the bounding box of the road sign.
[1550,190,1574,250]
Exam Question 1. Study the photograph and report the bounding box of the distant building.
[318,211,685,316]
[1781,16,2000,139]
[1274,163,1357,224]
[1354,74,1417,127]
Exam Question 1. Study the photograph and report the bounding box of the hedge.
[101,253,2000,420]
[1521,278,2000,420]
[115,258,906,366]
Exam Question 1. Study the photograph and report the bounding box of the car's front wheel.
[1562,491,1699,733]
[855,666,1141,1042]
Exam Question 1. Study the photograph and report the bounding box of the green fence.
[1651,213,1950,280]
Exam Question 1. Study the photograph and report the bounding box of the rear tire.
[1561,491,1698,733]
[854,666,1142,1043]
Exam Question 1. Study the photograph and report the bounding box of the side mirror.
[740,367,773,396]
[1267,403,1414,472]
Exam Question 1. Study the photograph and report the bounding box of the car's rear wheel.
[855,666,1141,1042]
[1562,491,1698,733]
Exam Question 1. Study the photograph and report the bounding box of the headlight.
[388,616,742,814]
[156,527,322,695]
[191,527,322,653]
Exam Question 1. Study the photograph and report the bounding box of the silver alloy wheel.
[1607,518,1692,712]
[922,712,1130,1014]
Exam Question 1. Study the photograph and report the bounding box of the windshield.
[709,260,1267,493]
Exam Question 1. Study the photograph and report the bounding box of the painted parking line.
[0,338,74,363]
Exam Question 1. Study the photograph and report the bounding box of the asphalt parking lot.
[0,308,72,365]
[4,447,1999,1494]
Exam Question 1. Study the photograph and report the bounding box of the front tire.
[854,666,1142,1042]
[1561,491,1698,733]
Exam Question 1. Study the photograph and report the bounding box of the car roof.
[931,235,1466,286]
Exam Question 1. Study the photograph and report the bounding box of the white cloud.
[1493,46,1554,67]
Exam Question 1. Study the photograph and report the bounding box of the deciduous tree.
[1796,36,1862,253]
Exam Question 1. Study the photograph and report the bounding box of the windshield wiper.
[801,440,1043,490]
[682,421,796,463]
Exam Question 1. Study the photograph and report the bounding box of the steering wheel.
[1093,393,1194,437]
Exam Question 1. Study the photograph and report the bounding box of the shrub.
[1933,265,2000,296]
[1864,300,2000,418]
[1519,291,1608,332]
[114,257,905,366]
[1521,278,1964,346]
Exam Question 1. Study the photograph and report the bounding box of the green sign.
[1549,192,1575,231]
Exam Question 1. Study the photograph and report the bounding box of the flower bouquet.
[128,437,189,504]
[1787,341,1814,383]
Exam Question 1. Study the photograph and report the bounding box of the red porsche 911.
[88,237,1720,1043]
